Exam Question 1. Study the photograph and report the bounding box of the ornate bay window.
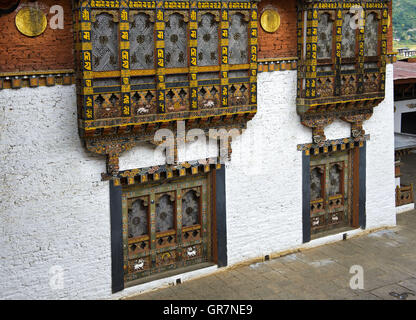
[73,0,258,176]
[297,0,389,143]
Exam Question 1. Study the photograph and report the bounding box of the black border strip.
[93,86,121,94]
[302,151,311,243]
[229,77,250,84]
[165,81,190,88]
[215,166,228,267]
[359,142,367,229]
[198,79,221,86]
[131,83,157,91]
[110,180,124,293]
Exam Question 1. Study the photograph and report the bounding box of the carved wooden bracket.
[301,118,334,146]
[341,112,373,139]
[85,138,136,177]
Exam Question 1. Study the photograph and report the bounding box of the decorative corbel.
[341,112,373,140]
[85,138,136,178]
[106,149,122,176]
[301,117,334,146]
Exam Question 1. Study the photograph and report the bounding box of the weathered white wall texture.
[225,70,310,265]
[0,86,111,299]
[0,65,396,299]
[364,64,396,229]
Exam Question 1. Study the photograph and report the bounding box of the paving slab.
[398,278,416,292]
[370,283,416,300]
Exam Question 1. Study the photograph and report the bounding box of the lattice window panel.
[74,0,258,147]
[309,152,349,235]
[91,12,120,71]
[122,174,211,283]
[364,12,379,57]
[341,13,356,59]
[296,0,389,120]
[130,12,155,70]
[317,13,333,60]
[197,12,219,67]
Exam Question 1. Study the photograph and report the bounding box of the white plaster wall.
[0,86,112,299]
[363,63,397,229]
[0,65,396,299]
[394,98,416,132]
[225,70,311,265]
[325,119,351,140]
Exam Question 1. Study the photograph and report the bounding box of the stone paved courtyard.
[126,210,416,300]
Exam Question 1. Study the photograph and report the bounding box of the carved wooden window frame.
[296,0,389,123]
[309,150,351,236]
[121,173,213,286]
[73,1,259,176]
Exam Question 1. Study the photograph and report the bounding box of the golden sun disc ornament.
[260,9,281,33]
[15,7,47,37]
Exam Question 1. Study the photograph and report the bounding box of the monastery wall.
[0,64,396,299]
[226,64,396,265]
[0,85,111,299]
[0,0,396,300]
